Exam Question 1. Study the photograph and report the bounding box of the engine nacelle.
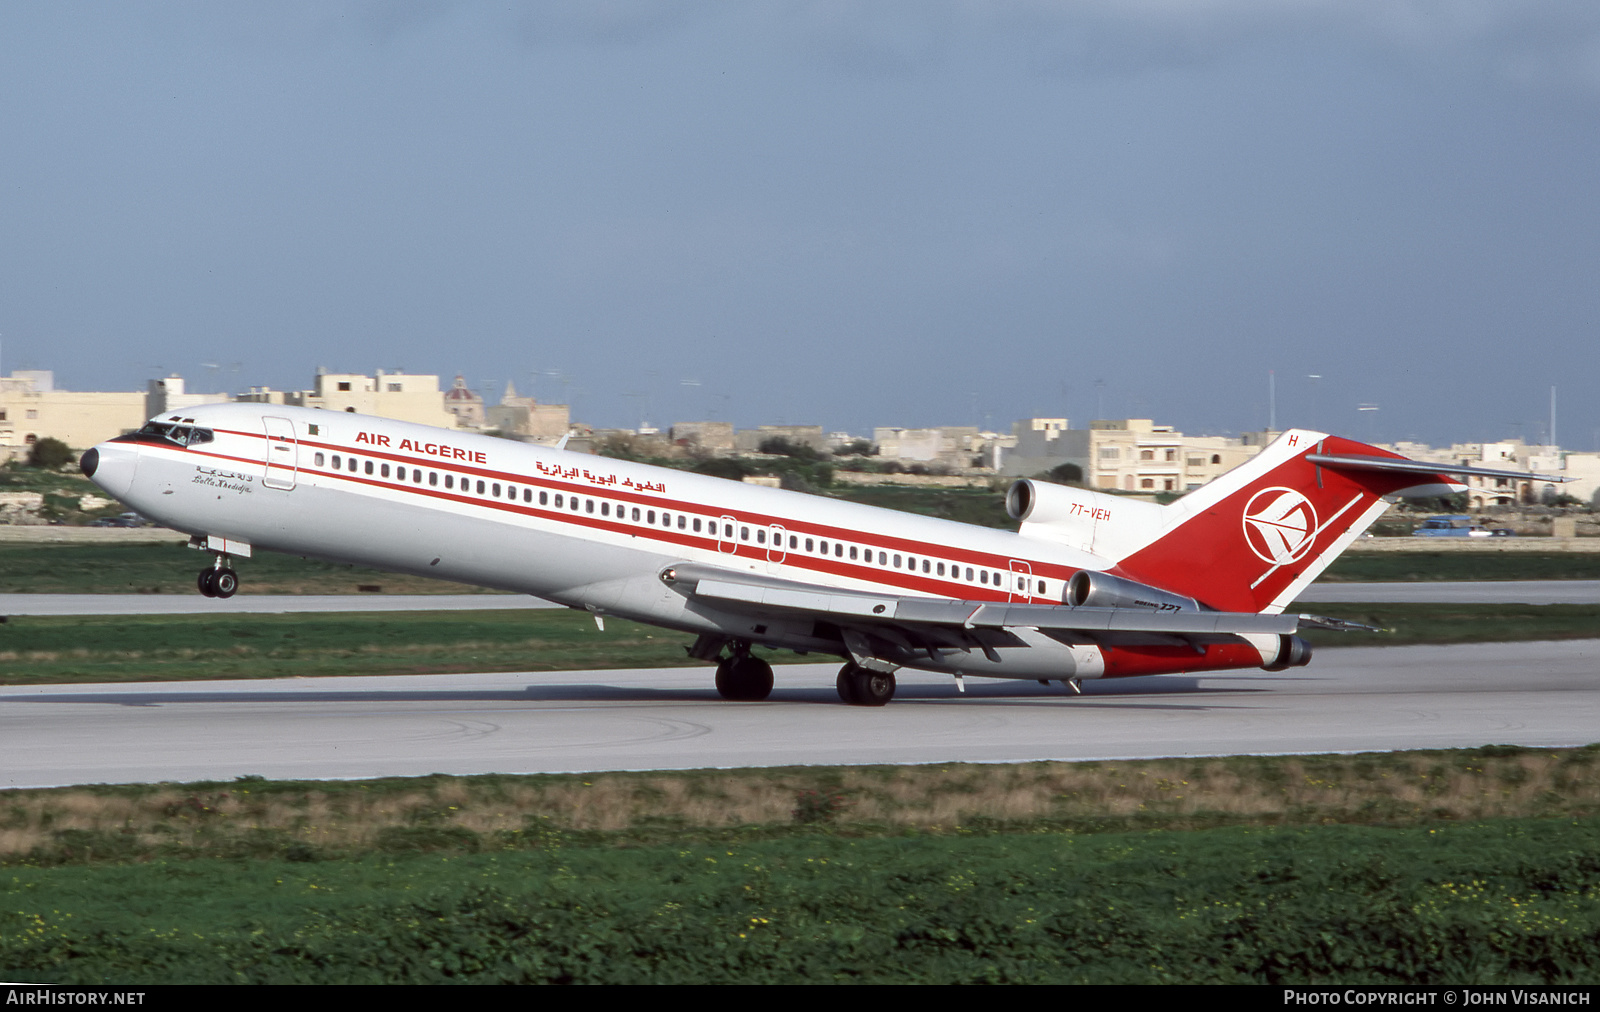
[1067,570,1200,614]
[1006,478,1167,559]
[1260,634,1313,671]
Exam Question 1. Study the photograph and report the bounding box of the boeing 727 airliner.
[79,403,1551,704]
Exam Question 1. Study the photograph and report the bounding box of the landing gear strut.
[197,557,239,599]
[836,662,895,706]
[714,647,774,701]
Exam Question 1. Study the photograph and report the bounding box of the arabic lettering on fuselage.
[532,459,665,494]
[193,465,253,494]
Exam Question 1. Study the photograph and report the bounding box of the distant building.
[1003,418,1087,478]
[442,375,485,428]
[1561,453,1600,509]
[872,426,982,466]
[241,371,459,429]
[1000,417,1265,492]
[239,371,571,438]
[670,421,735,453]
[735,425,826,454]
[1378,438,1563,507]
[487,382,570,442]
[0,371,146,459]
[147,375,231,419]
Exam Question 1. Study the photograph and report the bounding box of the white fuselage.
[89,403,1116,680]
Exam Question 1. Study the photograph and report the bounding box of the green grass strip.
[3,816,1597,983]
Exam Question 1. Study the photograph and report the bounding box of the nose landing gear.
[197,560,239,599]
[187,535,250,600]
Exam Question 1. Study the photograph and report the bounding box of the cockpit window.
[125,421,215,447]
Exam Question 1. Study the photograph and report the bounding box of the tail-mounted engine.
[1260,634,1313,671]
[1005,478,1166,560]
[1067,570,1200,614]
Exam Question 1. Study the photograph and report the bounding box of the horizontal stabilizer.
[1295,613,1385,633]
[1304,453,1566,484]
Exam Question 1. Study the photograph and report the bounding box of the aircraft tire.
[835,664,861,704]
[197,569,217,598]
[715,655,773,701]
[213,568,239,599]
[840,664,895,706]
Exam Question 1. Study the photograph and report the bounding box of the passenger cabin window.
[314,452,325,467]
[331,455,341,469]
[380,464,389,478]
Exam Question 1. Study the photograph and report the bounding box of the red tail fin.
[1110,430,1453,614]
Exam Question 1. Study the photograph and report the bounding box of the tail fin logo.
[1242,487,1318,566]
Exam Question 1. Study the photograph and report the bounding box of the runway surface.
[3,639,1596,789]
[1295,580,1600,605]
[0,593,547,616]
[3,580,1598,616]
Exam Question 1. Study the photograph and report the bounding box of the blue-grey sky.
[3,2,1598,447]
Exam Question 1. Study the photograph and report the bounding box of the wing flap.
[670,563,1297,637]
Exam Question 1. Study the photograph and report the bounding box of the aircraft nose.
[84,441,139,500]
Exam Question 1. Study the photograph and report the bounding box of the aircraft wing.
[663,563,1297,661]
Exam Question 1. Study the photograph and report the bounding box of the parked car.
[1412,515,1515,537]
[88,512,149,528]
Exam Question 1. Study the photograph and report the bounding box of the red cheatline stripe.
[221,426,1052,573]
[171,441,1064,603]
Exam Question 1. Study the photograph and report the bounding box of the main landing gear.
[836,662,895,706]
[714,649,774,702]
[197,558,240,599]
